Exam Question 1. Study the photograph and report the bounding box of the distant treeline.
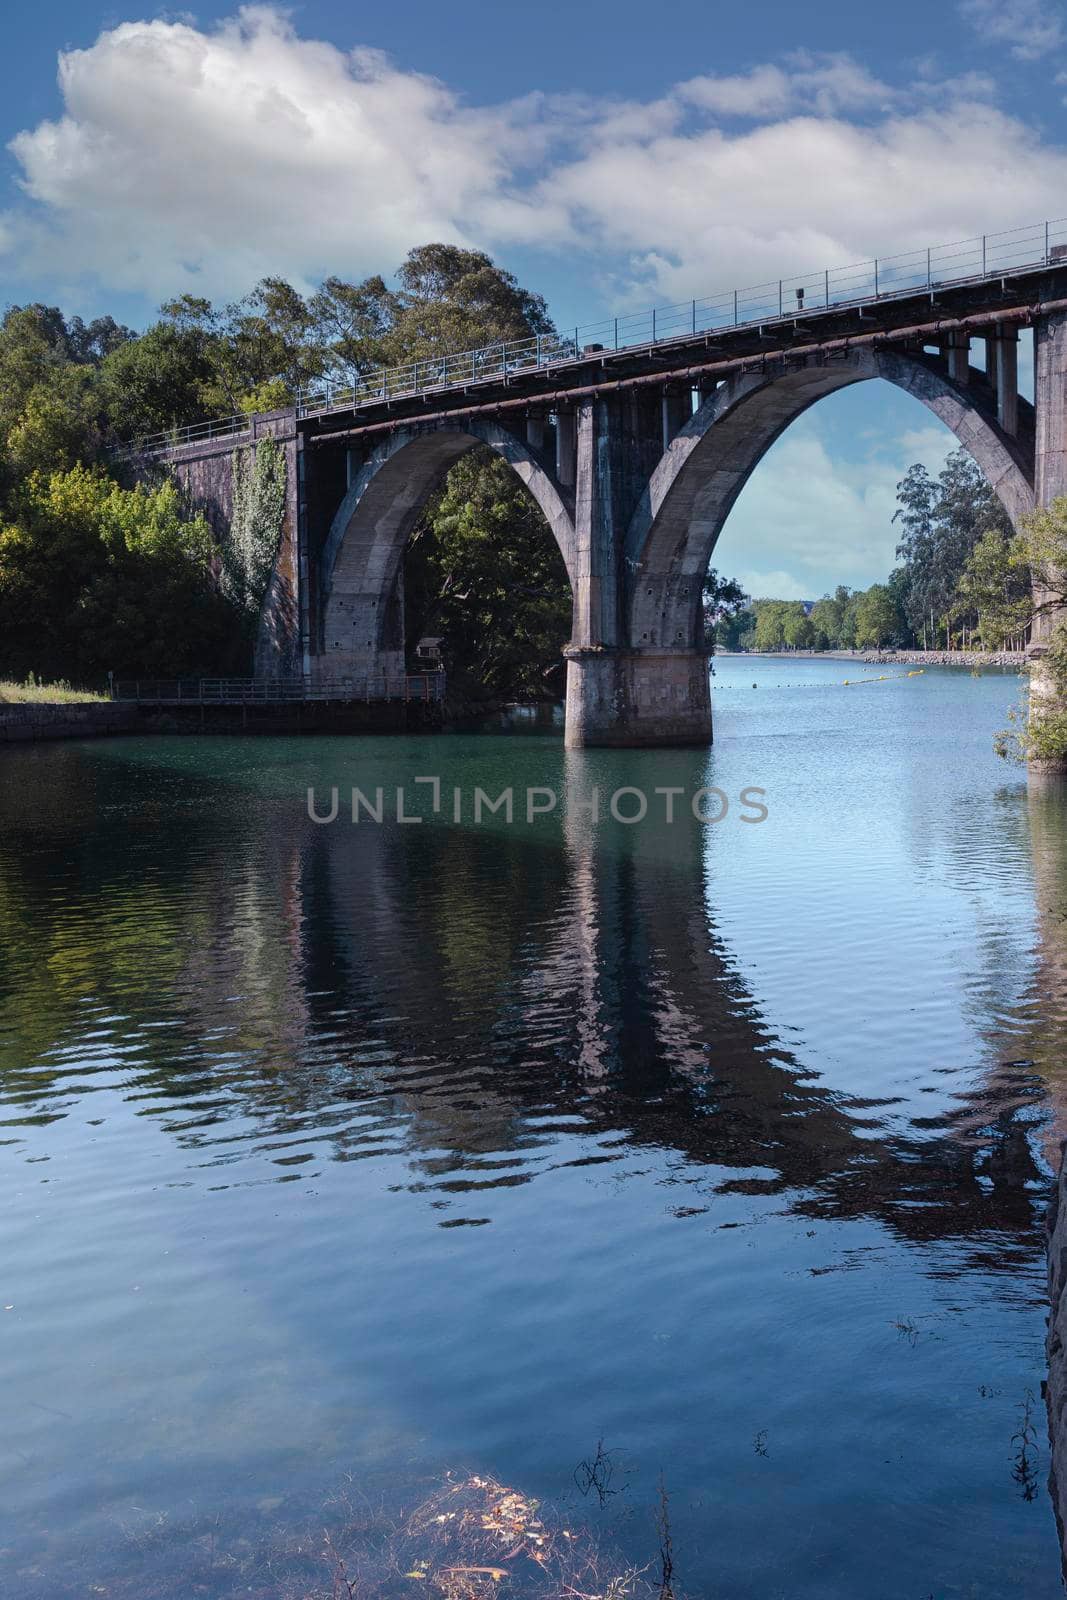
[708,448,1030,652]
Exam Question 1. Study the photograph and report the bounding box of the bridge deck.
[126,215,1067,455]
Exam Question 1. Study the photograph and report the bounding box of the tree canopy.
[0,246,575,694]
[893,449,1012,645]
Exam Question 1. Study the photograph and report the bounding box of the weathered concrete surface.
[148,412,302,676]
[0,703,139,741]
[564,647,712,748]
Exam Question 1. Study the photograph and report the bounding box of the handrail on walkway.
[119,215,1067,456]
[111,675,445,704]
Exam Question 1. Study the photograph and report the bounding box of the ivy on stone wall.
[223,435,286,620]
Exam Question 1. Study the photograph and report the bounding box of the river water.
[2,656,1066,1598]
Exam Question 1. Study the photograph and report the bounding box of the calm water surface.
[2,657,1067,1597]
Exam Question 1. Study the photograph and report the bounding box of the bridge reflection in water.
[0,719,1063,1597]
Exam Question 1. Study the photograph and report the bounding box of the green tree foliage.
[783,607,815,648]
[0,246,561,693]
[809,587,855,648]
[98,322,219,441]
[0,304,128,497]
[701,568,747,648]
[893,449,1011,644]
[0,466,236,680]
[951,528,1031,647]
[749,598,822,650]
[386,244,553,362]
[404,449,571,702]
[717,605,755,650]
[747,583,907,653]
[308,276,393,378]
[142,244,553,426]
[853,583,901,648]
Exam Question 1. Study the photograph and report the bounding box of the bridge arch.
[317,418,575,679]
[625,347,1036,651]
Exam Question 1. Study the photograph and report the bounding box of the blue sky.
[2,0,1065,596]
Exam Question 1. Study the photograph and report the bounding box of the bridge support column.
[946,330,970,385]
[994,324,1019,436]
[564,647,712,748]
[563,396,710,747]
[556,407,576,487]
[1028,311,1067,768]
[662,390,691,449]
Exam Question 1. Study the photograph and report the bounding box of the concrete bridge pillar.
[556,407,577,487]
[992,324,1019,436]
[564,647,712,747]
[564,396,712,748]
[661,390,691,450]
[945,330,970,385]
[1031,309,1067,655]
[1028,310,1067,765]
[1036,311,1067,506]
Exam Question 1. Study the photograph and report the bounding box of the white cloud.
[2,9,1065,316]
[678,53,898,119]
[959,0,1064,61]
[543,101,1067,305]
[5,7,557,301]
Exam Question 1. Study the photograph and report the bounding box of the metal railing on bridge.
[121,215,1067,455]
[111,675,445,704]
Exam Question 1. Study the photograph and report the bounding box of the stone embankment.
[0,702,139,742]
[721,649,1026,668]
[856,649,1025,668]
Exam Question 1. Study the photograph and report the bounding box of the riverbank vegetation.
[0,674,106,703]
[0,248,570,698]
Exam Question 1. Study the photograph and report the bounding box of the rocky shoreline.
[855,648,1025,667]
[720,649,1026,668]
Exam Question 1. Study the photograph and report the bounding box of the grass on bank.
[0,674,108,705]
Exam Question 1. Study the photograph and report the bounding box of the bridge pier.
[563,647,712,748]
[560,394,712,747]
[1028,308,1067,768]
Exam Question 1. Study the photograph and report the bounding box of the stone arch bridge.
[151,254,1067,748]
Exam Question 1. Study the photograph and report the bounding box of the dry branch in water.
[28,1470,665,1600]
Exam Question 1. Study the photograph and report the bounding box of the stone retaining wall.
[0,703,139,742]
